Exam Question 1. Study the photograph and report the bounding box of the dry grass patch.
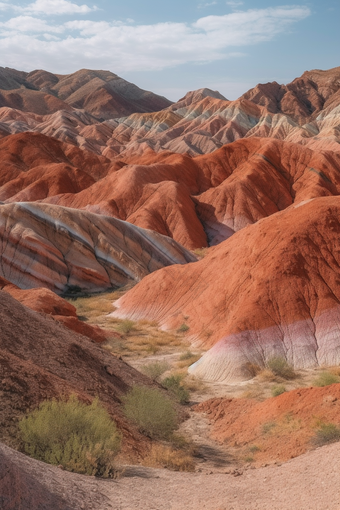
[142,444,195,471]
[241,382,266,400]
[177,351,201,369]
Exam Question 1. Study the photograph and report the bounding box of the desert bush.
[116,319,135,335]
[123,386,178,439]
[162,375,190,404]
[177,323,189,333]
[179,351,196,361]
[19,396,121,477]
[266,356,296,380]
[242,362,262,378]
[271,384,286,397]
[313,422,340,446]
[141,361,169,381]
[313,371,340,387]
[143,444,195,471]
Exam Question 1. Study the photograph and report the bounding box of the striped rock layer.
[0,202,195,294]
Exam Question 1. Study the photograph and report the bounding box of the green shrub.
[271,384,286,397]
[162,375,190,404]
[266,356,296,379]
[141,361,169,381]
[19,396,121,477]
[313,371,340,387]
[177,323,189,333]
[313,422,340,446]
[123,386,178,439]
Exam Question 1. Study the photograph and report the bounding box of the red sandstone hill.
[2,132,340,250]
[242,66,340,124]
[112,195,340,381]
[0,67,172,120]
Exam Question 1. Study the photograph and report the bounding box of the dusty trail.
[2,442,339,510]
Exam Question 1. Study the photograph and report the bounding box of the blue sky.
[0,0,339,100]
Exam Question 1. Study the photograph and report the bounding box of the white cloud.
[0,15,64,33]
[0,6,311,74]
[226,1,244,8]
[198,1,218,8]
[0,0,97,15]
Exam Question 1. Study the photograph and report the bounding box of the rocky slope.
[0,290,159,456]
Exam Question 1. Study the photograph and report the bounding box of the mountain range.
[1,65,340,382]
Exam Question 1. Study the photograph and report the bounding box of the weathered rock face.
[0,290,155,456]
[112,196,340,382]
[0,202,196,294]
[194,137,340,244]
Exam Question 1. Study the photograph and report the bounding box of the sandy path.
[2,442,340,510]
[109,442,340,510]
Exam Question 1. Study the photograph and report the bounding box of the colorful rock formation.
[113,196,340,381]
[0,202,196,293]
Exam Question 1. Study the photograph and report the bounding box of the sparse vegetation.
[141,361,170,381]
[177,323,190,333]
[271,384,286,397]
[266,356,296,380]
[312,422,340,446]
[123,386,178,439]
[261,421,277,435]
[143,444,195,471]
[19,396,121,477]
[162,374,190,404]
[313,371,340,387]
[179,350,196,361]
[116,319,135,335]
[249,444,261,453]
[177,351,201,369]
[192,247,209,259]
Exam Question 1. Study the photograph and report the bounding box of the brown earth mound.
[195,383,340,464]
[113,195,340,381]
[0,276,108,343]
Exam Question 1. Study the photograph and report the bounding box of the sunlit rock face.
[112,196,340,381]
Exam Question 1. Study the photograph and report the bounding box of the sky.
[0,0,339,101]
